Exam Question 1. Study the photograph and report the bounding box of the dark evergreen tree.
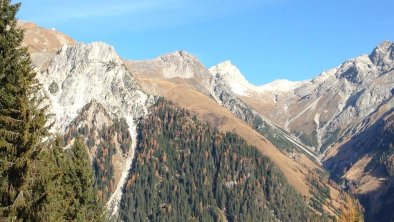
[68,137,104,221]
[29,137,105,221]
[0,0,50,220]
[29,138,74,221]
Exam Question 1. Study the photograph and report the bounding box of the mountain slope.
[19,21,75,53]
[324,97,394,222]
[119,99,327,222]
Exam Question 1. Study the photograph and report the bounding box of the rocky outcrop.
[369,40,394,73]
[37,42,156,132]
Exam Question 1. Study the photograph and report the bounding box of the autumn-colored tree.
[338,195,364,222]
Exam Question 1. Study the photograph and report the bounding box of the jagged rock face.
[211,75,256,121]
[292,43,394,151]
[369,40,394,73]
[37,42,156,132]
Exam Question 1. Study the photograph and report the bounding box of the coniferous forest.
[119,99,328,222]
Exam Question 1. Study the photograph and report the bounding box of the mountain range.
[20,21,394,221]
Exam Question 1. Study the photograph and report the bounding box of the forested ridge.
[63,101,133,203]
[119,98,328,222]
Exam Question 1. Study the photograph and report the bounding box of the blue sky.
[16,0,394,85]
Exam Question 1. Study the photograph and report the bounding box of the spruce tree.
[68,137,104,221]
[30,138,72,221]
[0,0,50,220]
[29,137,105,222]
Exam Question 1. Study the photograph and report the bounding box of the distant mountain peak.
[161,50,196,61]
[218,60,235,67]
[375,40,393,51]
[156,50,212,81]
[210,61,264,96]
[369,40,394,72]
[210,60,246,80]
[310,41,394,85]
[209,61,309,95]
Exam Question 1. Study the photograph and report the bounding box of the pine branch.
[0,114,22,125]
[0,108,21,115]
[0,139,14,151]
[0,128,20,140]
